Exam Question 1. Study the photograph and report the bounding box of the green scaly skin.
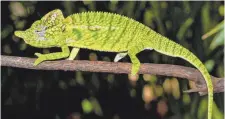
[14,9,213,119]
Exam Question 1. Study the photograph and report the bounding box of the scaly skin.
[14,9,213,119]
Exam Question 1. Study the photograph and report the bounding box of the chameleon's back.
[67,12,150,52]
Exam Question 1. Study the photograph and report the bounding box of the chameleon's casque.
[14,9,213,119]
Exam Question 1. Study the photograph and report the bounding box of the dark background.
[1,1,224,119]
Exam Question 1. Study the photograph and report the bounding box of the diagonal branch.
[1,55,224,94]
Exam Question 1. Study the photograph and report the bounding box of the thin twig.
[1,55,224,94]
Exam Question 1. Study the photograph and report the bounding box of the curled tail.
[145,31,213,119]
[180,47,213,119]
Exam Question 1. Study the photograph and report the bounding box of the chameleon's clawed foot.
[34,53,43,57]
[34,52,45,66]
[34,58,44,66]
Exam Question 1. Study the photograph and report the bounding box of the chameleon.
[14,9,213,119]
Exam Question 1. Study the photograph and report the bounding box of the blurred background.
[1,1,224,119]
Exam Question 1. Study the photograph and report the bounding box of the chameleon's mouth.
[14,30,30,44]
[14,31,24,38]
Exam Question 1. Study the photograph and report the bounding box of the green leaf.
[82,99,93,114]
[90,97,103,116]
[218,5,224,16]
[204,59,215,72]
[144,9,154,27]
[209,28,224,50]
[198,97,224,119]
[202,20,224,40]
[177,18,194,41]
[198,98,208,119]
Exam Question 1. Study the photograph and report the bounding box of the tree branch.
[1,55,224,94]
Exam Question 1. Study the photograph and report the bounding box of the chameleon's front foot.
[33,46,70,66]
[34,53,46,66]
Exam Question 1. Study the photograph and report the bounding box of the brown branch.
[1,55,224,95]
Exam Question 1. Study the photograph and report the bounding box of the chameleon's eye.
[34,25,46,33]
[34,25,47,39]
[34,30,41,32]
[35,25,46,32]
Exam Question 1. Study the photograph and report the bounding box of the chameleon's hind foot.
[129,74,139,81]
[34,53,42,57]
[127,48,141,81]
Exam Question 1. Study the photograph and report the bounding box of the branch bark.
[1,55,224,94]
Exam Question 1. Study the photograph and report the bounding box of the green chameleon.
[14,9,213,118]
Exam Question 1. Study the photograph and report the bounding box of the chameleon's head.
[14,9,70,48]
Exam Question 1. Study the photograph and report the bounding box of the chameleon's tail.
[146,33,213,119]
[180,47,213,119]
